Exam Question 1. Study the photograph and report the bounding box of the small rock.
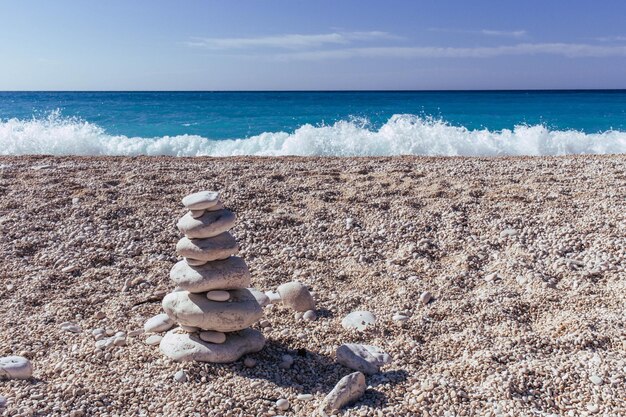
[0,356,33,380]
[0,395,6,408]
[336,344,391,375]
[590,375,603,385]
[61,265,79,273]
[341,311,376,331]
[127,329,143,337]
[143,313,175,333]
[297,394,313,401]
[113,337,126,347]
[248,288,270,307]
[190,209,205,218]
[302,310,317,321]
[69,410,84,417]
[276,398,290,411]
[500,228,518,238]
[420,291,432,304]
[199,331,227,344]
[587,404,599,414]
[265,291,281,304]
[174,370,187,383]
[392,313,409,323]
[279,354,294,369]
[277,282,316,312]
[145,335,163,346]
[60,322,81,333]
[243,357,257,368]
[94,311,106,320]
[318,372,366,415]
[259,319,271,328]
[92,328,105,337]
[206,290,230,302]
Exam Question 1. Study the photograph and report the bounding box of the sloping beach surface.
[0,155,624,416]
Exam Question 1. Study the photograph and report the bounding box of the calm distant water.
[1,91,625,156]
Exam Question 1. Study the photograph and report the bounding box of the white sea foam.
[1,112,624,157]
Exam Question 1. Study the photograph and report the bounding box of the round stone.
[302,310,317,321]
[265,291,281,304]
[143,313,175,333]
[182,191,220,210]
[199,331,226,344]
[159,328,266,363]
[170,257,250,293]
[177,209,236,239]
[243,357,257,368]
[276,399,290,411]
[341,311,376,331]
[336,343,392,375]
[145,335,163,346]
[176,233,239,262]
[174,370,187,383]
[162,289,263,332]
[0,356,33,380]
[206,290,230,302]
[420,291,432,305]
[277,282,315,312]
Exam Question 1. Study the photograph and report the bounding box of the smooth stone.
[336,344,391,375]
[297,394,313,401]
[341,311,377,331]
[590,375,603,385]
[243,357,257,368]
[266,291,281,304]
[277,282,315,312]
[302,310,317,321]
[92,328,105,337]
[176,233,239,262]
[174,370,187,383]
[248,288,270,307]
[177,209,236,239]
[318,372,366,416]
[145,335,163,346]
[392,314,409,323]
[60,322,81,333]
[420,291,432,304]
[279,354,294,369]
[190,209,205,218]
[199,331,227,344]
[0,395,6,408]
[170,257,250,293]
[160,328,265,363]
[143,313,175,333]
[0,356,33,380]
[185,258,208,267]
[276,399,290,411]
[206,290,230,302]
[162,289,263,332]
[113,337,126,347]
[182,191,220,210]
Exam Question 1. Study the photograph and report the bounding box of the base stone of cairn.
[159,191,266,363]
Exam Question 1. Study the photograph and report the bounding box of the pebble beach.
[0,154,625,416]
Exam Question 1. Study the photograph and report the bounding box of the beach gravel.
[0,155,624,416]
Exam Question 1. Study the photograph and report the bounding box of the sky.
[1,0,626,90]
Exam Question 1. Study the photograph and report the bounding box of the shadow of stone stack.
[159,191,266,362]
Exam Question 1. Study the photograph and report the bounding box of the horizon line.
[1,88,626,93]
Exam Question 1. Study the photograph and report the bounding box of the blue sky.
[1,0,625,90]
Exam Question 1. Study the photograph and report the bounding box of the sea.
[0,90,625,156]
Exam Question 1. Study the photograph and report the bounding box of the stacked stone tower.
[159,191,265,362]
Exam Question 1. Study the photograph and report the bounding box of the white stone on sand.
[336,343,391,375]
[277,281,315,312]
[341,311,377,331]
[318,371,366,416]
[173,370,188,383]
[143,313,175,333]
[420,291,432,305]
[181,191,220,210]
[145,335,163,346]
[276,398,290,411]
[0,356,33,380]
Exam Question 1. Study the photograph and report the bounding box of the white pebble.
[302,310,317,321]
[420,291,432,304]
[145,335,163,346]
[206,290,230,301]
[276,398,290,411]
[174,370,187,383]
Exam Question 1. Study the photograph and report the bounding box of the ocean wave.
[1,112,625,156]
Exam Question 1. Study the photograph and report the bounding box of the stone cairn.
[159,191,266,363]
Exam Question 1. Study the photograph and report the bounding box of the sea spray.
[1,112,625,157]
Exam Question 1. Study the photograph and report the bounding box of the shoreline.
[1,154,624,416]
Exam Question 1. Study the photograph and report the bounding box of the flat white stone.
[176,233,239,262]
[341,311,376,331]
[162,289,263,332]
[302,310,317,321]
[182,191,220,210]
[266,291,281,304]
[145,335,163,346]
[170,257,250,293]
[0,356,33,380]
[336,344,391,375]
[318,372,366,415]
[420,291,432,304]
[174,370,187,383]
[160,328,265,363]
[199,331,226,344]
[177,209,236,239]
[276,399,290,411]
[143,313,175,333]
[206,290,230,302]
[184,258,207,266]
[277,281,315,312]
[60,322,81,333]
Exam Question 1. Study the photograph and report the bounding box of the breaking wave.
[1,112,624,156]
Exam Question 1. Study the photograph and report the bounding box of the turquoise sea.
[1,91,625,156]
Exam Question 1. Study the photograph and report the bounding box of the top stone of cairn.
[182,191,221,210]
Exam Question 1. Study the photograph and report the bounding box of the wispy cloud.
[593,35,626,42]
[186,31,399,50]
[429,28,528,38]
[274,43,626,61]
